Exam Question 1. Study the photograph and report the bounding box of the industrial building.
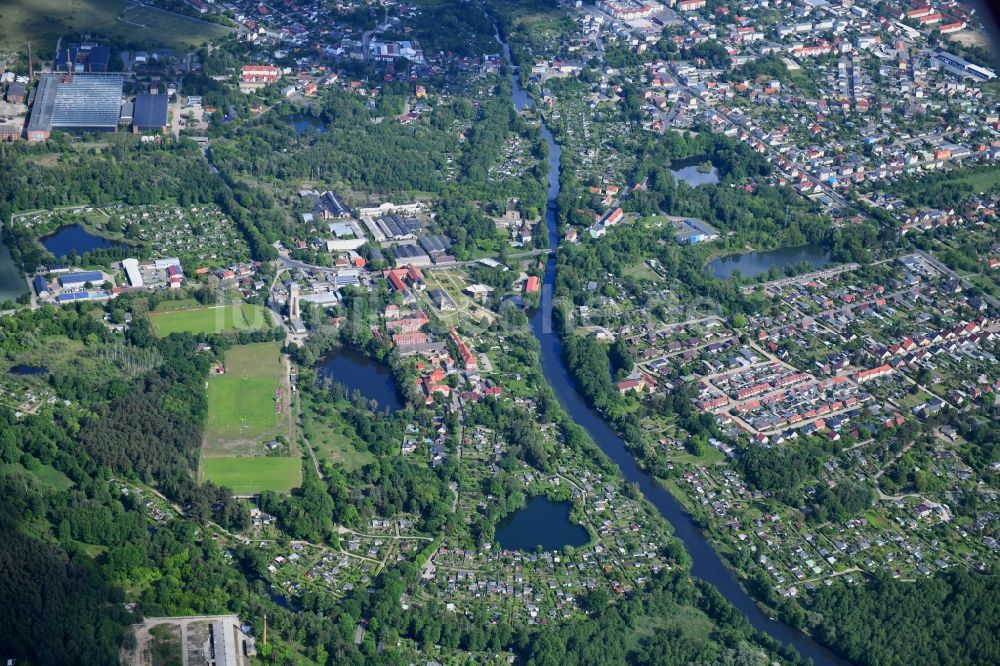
[210,620,238,666]
[376,214,422,240]
[54,290,112,303]
[59,270,105,287]
[418,233,452,258]
[393,244,432,267]
[26,73,124,141]
[132,93,169,132]
[56,44,111,73]
[32,276,50,297]
[118,101,134,127]
[5,82,25,104]
[673,218,719,245]
[122,258,144,288]
[317,190,351,218]
[934,51,997,81]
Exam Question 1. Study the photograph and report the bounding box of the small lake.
[670,155,720,187]
[0,235,27,303]
[707,245,832,280]
[496,496,590,552]
[9,364,48,376]
[317,346,403,412]
[287,113,328,135]
[42,224,116,259]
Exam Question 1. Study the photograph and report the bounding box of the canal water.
[41,224,117,259]
[499,30,848,666]
[317,345,403,412]
[496,496,589,552]
[708,245,832,280]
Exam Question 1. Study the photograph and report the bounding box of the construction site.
[125,614,259,666]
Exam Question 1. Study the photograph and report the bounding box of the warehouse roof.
[419,233,451,256]
[27,74,124,133]
[133,93,168,128]
[59,270,104,286]
[394,244,429,260]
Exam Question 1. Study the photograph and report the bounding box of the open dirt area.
[125,615,252,666]
[946,30,989,48]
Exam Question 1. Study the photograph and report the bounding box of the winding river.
[498,33,847,666]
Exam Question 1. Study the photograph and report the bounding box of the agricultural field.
[0,0,230,56]
[147,303,271,337]
[203,342,289,453]
[200,457,300,495]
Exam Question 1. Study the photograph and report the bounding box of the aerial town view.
[0,0,999,664]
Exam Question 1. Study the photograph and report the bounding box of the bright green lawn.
[3,462,74,491]
[204,342,285,453]
[201,457,300,495]
[951,169,1000,193]
[148,303,270,337]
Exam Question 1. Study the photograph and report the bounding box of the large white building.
[122,258,143,288]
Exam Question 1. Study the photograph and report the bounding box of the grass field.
[201,342,298,493]
[0,0,231,56]
[622,261,661,283]
[204,342,287,454]
[148,303,270,337]
[627,606,714,650]
[951,169,1000,193]
[201,457,301,495]
[3,462,74,491]
[300,394,376,472]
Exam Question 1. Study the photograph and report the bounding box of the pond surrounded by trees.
[9,364,47,376]
[669,154,720,187]
[0,236,26,303]
[286,113,328,135]
[495,496,590,552]
[41,224,117,259]
[707,244,832,280]
[316,346,403,412]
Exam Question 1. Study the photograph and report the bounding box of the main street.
[276,247,553,274]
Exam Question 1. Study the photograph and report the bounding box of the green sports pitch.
[204,342,286,452]
[201,457,301,495]
[147,304,271,337]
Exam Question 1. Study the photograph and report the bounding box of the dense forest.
[809,570,1000,666]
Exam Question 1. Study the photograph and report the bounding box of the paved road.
[915,249,1000,308]
[742,262,861,293]
[278,248,553,274]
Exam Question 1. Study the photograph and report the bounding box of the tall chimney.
[27,43,33,81]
